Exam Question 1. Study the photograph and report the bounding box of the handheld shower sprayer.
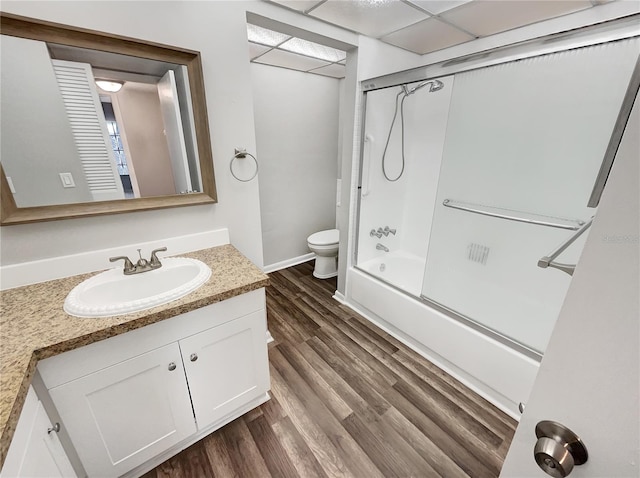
[405,79,445,95]
[381,78,445,182]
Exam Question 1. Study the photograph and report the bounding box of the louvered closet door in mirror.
[51,59,125,202]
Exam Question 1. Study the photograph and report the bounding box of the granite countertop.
[0,244,269,468]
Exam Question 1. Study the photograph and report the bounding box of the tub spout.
[376,243,389,252]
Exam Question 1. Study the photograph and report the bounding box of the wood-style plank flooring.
[143,262,516,477]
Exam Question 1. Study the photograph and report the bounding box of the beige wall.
[113,82,175,197]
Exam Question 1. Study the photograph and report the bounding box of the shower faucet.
[370,228,383,238]
[376,243,389,252]
[383,226,397,236]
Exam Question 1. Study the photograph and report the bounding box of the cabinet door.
[180,310,270,429]
[1,388,76,478]
[49,343,195,478]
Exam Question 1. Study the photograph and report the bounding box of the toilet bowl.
[307,229,339,279]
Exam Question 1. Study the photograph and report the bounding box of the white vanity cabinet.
[181,310,270,429]
[36,289,269,478]
[48,343,196,477]
[1,387,76,478]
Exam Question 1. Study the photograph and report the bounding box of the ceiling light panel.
[247,24,291,46]
[441,0,593,37]
[268,0,326,12]
[309,63,346,78]
[253,48,331,71]
[279,37,346,62]
[405,0,472,15]
[309,0,430,38]
[382,16,474,54]
[249,42,272,60]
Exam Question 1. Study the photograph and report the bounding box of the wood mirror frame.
[0,13,217,225]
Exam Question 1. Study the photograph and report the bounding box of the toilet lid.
[308,229,339,246]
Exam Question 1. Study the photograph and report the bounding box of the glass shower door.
[421,38,640,354]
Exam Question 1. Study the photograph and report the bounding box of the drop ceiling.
[249,0,618,78]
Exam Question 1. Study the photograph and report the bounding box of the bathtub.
[345,264,540,418]
[356,251,425,297]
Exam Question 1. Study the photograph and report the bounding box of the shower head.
[403,79,444,95]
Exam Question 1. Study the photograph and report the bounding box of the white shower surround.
[344,30,640,418]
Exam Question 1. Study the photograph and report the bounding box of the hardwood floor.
[143,261,516,478]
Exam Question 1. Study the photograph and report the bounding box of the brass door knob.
[534,421,588,477]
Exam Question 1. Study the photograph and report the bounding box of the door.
[49,342,196,478]
[180,310,270,430]
[499,97,639,475]
[1,388,76,478]
[157,70,192,194]
[51,59,126,202]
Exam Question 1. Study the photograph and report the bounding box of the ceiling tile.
[441,0,593,37]
[309,63,346,78]
[382,17,474,54]
[253,48,331,71]
[280,37,346,62]
[249,42,272,60]
[268,0,326,12]
[405,0,472,15]
[309,0,430,37]
[247,24,290,46]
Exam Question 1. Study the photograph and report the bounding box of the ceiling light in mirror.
[95,79,124,92]
[279,37,346,63]
[246,24,291,46]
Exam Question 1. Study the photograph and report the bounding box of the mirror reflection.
[1,37,202,208]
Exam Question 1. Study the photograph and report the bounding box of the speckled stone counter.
[0,245,269,468]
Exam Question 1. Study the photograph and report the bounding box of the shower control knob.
[534,421,588,477]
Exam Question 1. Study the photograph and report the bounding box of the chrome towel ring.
[230,148,258,182]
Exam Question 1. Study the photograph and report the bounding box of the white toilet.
[307,229,339,279]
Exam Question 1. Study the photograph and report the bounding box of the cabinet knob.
[190,353,198,362]
[168,362,177,371]
[47,422,61,434]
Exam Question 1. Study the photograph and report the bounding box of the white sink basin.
[64,258,211,318]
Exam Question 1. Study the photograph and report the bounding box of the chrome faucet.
[383,226,397,236]
[370,228,383,238]
[376,243,389,252]
[109,247,167,275]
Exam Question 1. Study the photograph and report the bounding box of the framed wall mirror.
[0,13,217,225]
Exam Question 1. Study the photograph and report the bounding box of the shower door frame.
[352,14,640,360]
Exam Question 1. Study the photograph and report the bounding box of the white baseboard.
[263,253,314,274]
[333,291,346,304]
[0,229,230,290]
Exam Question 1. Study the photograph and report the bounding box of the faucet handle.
[150,247,167,268]
[384,226,397,236]
[109,256,135,274]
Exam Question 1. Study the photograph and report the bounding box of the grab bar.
[537,217,594,276]
[361,134,373,197]
[443,199,585,230]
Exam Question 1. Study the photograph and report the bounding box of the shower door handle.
[538,218,593,276]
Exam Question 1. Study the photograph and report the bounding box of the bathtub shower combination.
[350,19,639,414]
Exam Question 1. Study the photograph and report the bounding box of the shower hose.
[381,89,409,182]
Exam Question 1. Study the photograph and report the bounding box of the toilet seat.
[308,229,339,246]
